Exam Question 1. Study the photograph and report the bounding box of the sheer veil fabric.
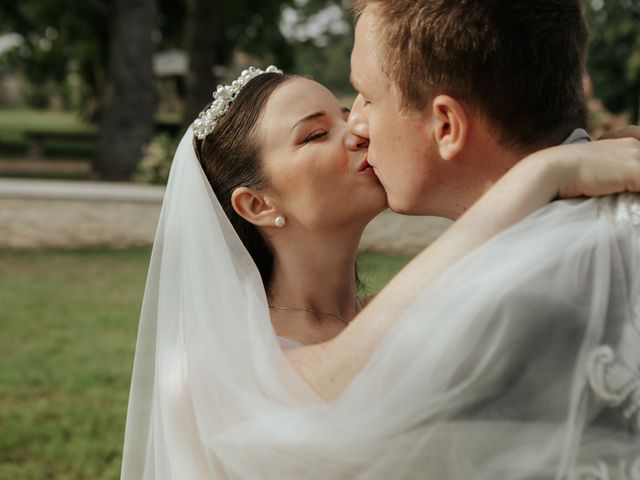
[121,128,640,479]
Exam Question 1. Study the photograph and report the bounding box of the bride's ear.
[431,95,468,161]
[231,187,278,228]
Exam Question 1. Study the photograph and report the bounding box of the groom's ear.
[431,95,468,161]
[231,187,278,228]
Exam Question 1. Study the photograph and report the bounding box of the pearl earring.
[274,215,286,228]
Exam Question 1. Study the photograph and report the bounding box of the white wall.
[0,179,451,253]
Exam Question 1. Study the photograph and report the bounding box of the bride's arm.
[286,137,640,401]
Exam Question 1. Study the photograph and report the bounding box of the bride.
[121,67,640,479]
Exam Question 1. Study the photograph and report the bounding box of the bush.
[134,133,178,184]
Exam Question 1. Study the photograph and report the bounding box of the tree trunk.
[183,0,218,129]
[97,0,157,180]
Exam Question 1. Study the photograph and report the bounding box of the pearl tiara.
[192,65,283,140]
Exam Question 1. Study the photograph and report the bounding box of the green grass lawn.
[0,108,97,161]
[0,108,94,148]
[0,109,95,144]
[0,108,182,162]
[0,248,410,479]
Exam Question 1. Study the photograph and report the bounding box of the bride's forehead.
[263,78,338,118]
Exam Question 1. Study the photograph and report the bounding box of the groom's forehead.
[351,12,392,94]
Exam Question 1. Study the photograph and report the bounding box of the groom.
[345,0,640,461]
[347,0,592,219]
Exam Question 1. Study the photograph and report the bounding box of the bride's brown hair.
[194,72,293,288]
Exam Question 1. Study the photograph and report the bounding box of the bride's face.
[258,78,387,231]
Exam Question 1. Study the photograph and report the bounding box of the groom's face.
[349,8,439,214]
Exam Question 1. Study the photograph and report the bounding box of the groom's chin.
[386,194,427,216]
[386,192,452,218]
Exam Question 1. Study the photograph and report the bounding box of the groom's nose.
[345,129,369,151]
[347,95,370,143]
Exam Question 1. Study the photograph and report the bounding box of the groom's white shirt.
[562,128,591,145]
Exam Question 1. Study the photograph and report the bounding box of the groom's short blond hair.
[351,0,589,149]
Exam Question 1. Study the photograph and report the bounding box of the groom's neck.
[446,129,567,220]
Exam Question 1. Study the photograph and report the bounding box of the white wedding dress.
[121,128,640,479]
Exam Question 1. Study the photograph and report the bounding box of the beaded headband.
[192,65,283,140]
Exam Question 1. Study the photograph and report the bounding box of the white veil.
[121,127,640,479]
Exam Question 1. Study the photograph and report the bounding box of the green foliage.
[585,0,640,122]
[217,0,297,68]
[0,247,408,478]
[0,0,299,119]
[0,0,355,121]
[291,31,354,97]
[0,108,94,145]
[0,0,110,116]
[283,0,355,96]
[134,132,178,185]
[3,0,639,124]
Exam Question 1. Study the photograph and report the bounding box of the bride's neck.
[266,228,362,323]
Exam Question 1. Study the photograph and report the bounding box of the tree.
[0,0,110,117]
[585,0,640,123]
[182,0,296,127]
[280,0,354,97]
[97,0,157,180]
[0,0,307,178]
[183,0,219,126]
[0,0,155,179]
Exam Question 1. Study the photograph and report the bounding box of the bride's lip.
[357,156,374,173]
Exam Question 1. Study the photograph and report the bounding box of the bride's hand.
[524,135,640,199]
[598,125,640,141]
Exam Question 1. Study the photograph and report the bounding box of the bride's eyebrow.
[289,111,326,134]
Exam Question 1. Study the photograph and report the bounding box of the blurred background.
[0,0,637,182]
[0,0,639,478]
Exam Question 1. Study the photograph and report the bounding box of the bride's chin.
[352,201,387,225]
[358,177,388,202]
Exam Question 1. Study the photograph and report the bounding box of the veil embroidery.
[588,346,640,431]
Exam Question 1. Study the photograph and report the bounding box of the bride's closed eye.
[300,129,329,144]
